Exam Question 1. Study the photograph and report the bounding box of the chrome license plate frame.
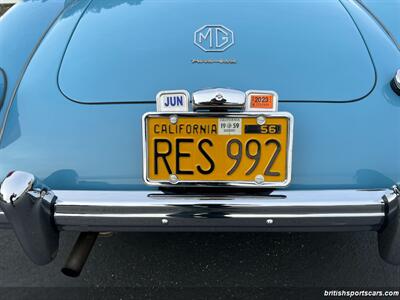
[142,112,294,187]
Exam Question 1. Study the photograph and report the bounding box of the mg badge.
[194,25,234,52]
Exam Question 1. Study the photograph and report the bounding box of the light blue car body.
[0,0,399,191]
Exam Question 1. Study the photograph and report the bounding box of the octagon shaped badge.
[194,25,234,52]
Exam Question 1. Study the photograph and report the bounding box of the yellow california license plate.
[143,113,293,187]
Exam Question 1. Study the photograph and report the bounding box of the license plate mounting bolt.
[169,115,178,124]
[255,175,265,184]
[169,174,178,184]
[256,115,266,125]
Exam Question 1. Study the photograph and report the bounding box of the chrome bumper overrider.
[0,171,399,265]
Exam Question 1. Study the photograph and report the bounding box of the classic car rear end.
[0,0,399,276]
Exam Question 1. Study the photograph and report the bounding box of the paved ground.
[0,230,399,298]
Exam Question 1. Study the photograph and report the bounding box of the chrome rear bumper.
[0,187,397,232]
[54,189,388,232]
[0,171,399,265]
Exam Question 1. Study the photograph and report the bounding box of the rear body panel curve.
[0,0,399,191]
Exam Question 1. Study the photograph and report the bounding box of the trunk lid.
[58,0,375,103]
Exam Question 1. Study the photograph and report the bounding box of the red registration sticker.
[250,94,274,109]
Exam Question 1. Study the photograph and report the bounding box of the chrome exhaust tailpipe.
[61,232,98,277]
[0,171,59,265]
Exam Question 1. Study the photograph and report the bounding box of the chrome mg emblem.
[194,25,234,52]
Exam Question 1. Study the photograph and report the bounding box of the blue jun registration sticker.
[156,90,190,112]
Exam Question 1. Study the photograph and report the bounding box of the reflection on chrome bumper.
[0,211,8,228]
[0,171,399,266]
[54,189,388,232]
